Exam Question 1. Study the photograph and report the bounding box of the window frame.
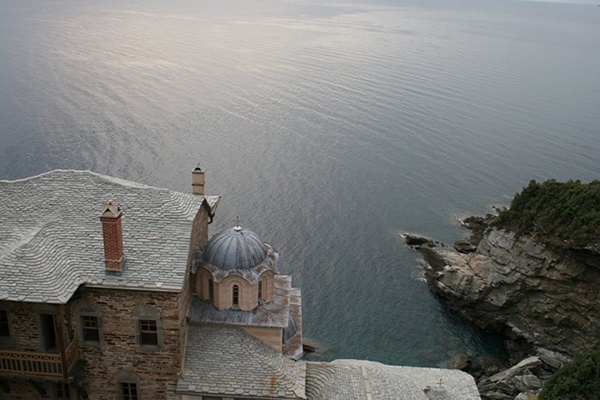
[208,279,214,302]
[80,315,101,343]
[258,280,263,301]
[232,285,239,306]
[133,307,163,351]
[76,306,103,347]
[138,319,158,347]
[120,381,139,400]
[0,309,10,337]
[52,382,71,400]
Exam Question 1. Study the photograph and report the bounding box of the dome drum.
[192,226,279,311]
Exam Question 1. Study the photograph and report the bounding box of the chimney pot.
[192,164,205,196]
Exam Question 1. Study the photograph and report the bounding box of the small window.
[120,382,139,400]
[139,320,158,346]
[232,285,239,306]
[0,310,9,337]
[258,280,263,300]
[208,279,214,302]
[54,383,70,399]
[81,315,100,342]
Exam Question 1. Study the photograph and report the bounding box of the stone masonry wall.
[0,380,46,400]
[0,300,69,353]
[68,287,184,400]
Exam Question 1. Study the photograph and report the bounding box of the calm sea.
[1,0,599,366]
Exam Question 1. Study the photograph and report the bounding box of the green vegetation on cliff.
[493,179,600,249]
[539,352,600,400]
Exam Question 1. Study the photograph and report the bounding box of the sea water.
[1,0,599,366]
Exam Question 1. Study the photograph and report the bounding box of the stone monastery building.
[0,169,480,400]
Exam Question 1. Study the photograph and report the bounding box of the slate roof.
[201,226,269,270]
[0,170,219,304]
[305,360,481,400]
[188,274,304,359]
[177,325,306,399]
[188,275,294,329]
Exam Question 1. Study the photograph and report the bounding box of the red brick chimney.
[100,201,124,271]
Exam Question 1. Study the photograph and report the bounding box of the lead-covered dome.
[202,226,268,270]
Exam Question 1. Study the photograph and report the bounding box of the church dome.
[202,226,268,270]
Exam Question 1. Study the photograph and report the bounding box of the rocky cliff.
[416,228,600,359]
[407,227,600,399]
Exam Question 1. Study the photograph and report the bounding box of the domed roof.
[202,226,268,270]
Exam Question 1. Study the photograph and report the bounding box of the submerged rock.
[446,353,471,371]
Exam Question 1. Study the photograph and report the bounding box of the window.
[54,383,70,400]
[114,371,140,400]
[258,280,263,300]
[0,310,9,337]
[232,285,239,306]
[139,320,158,346]
[81,315,100,342]
[120,382,139,400]
[134,307,162,349]
[208,279,214,302]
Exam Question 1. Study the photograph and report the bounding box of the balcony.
[0,336,79,379]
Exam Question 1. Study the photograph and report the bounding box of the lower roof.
[188,275,296,329]
[177,325,306,399]
[305,360,481,400]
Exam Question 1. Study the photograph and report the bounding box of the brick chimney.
[192,164,205,195]
[100,201,124,271]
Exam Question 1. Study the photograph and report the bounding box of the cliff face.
[418,229,600,359]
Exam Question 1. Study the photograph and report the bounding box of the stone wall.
[242,326,283,352]
[68,287,185,400]
[0,301,69,352]
[189,205,211,255]
[195,271,277,312]
[0,380,50,400]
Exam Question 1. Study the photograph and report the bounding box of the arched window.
[232,285,239,306]
[258,280,263,300]
[208,279,214,302]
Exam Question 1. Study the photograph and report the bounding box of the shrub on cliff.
[493,179,600,249]
[539,351,600,400]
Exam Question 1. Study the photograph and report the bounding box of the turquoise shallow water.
[1,0,599,366]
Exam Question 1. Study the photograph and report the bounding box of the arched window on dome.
[208,279,214,302]
[258,280,263,301]
[232,285,239,306]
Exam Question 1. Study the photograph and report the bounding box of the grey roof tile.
[0,170,220,304]
[305,360,481,400]
[177,325,306,399]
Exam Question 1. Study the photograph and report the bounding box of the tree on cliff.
[539,351,600,400]
[493,179,600,250]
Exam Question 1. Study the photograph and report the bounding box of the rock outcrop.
[407,226,600,399]
[416,229,600,359]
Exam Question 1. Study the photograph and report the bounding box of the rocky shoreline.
[404,216,600,400]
